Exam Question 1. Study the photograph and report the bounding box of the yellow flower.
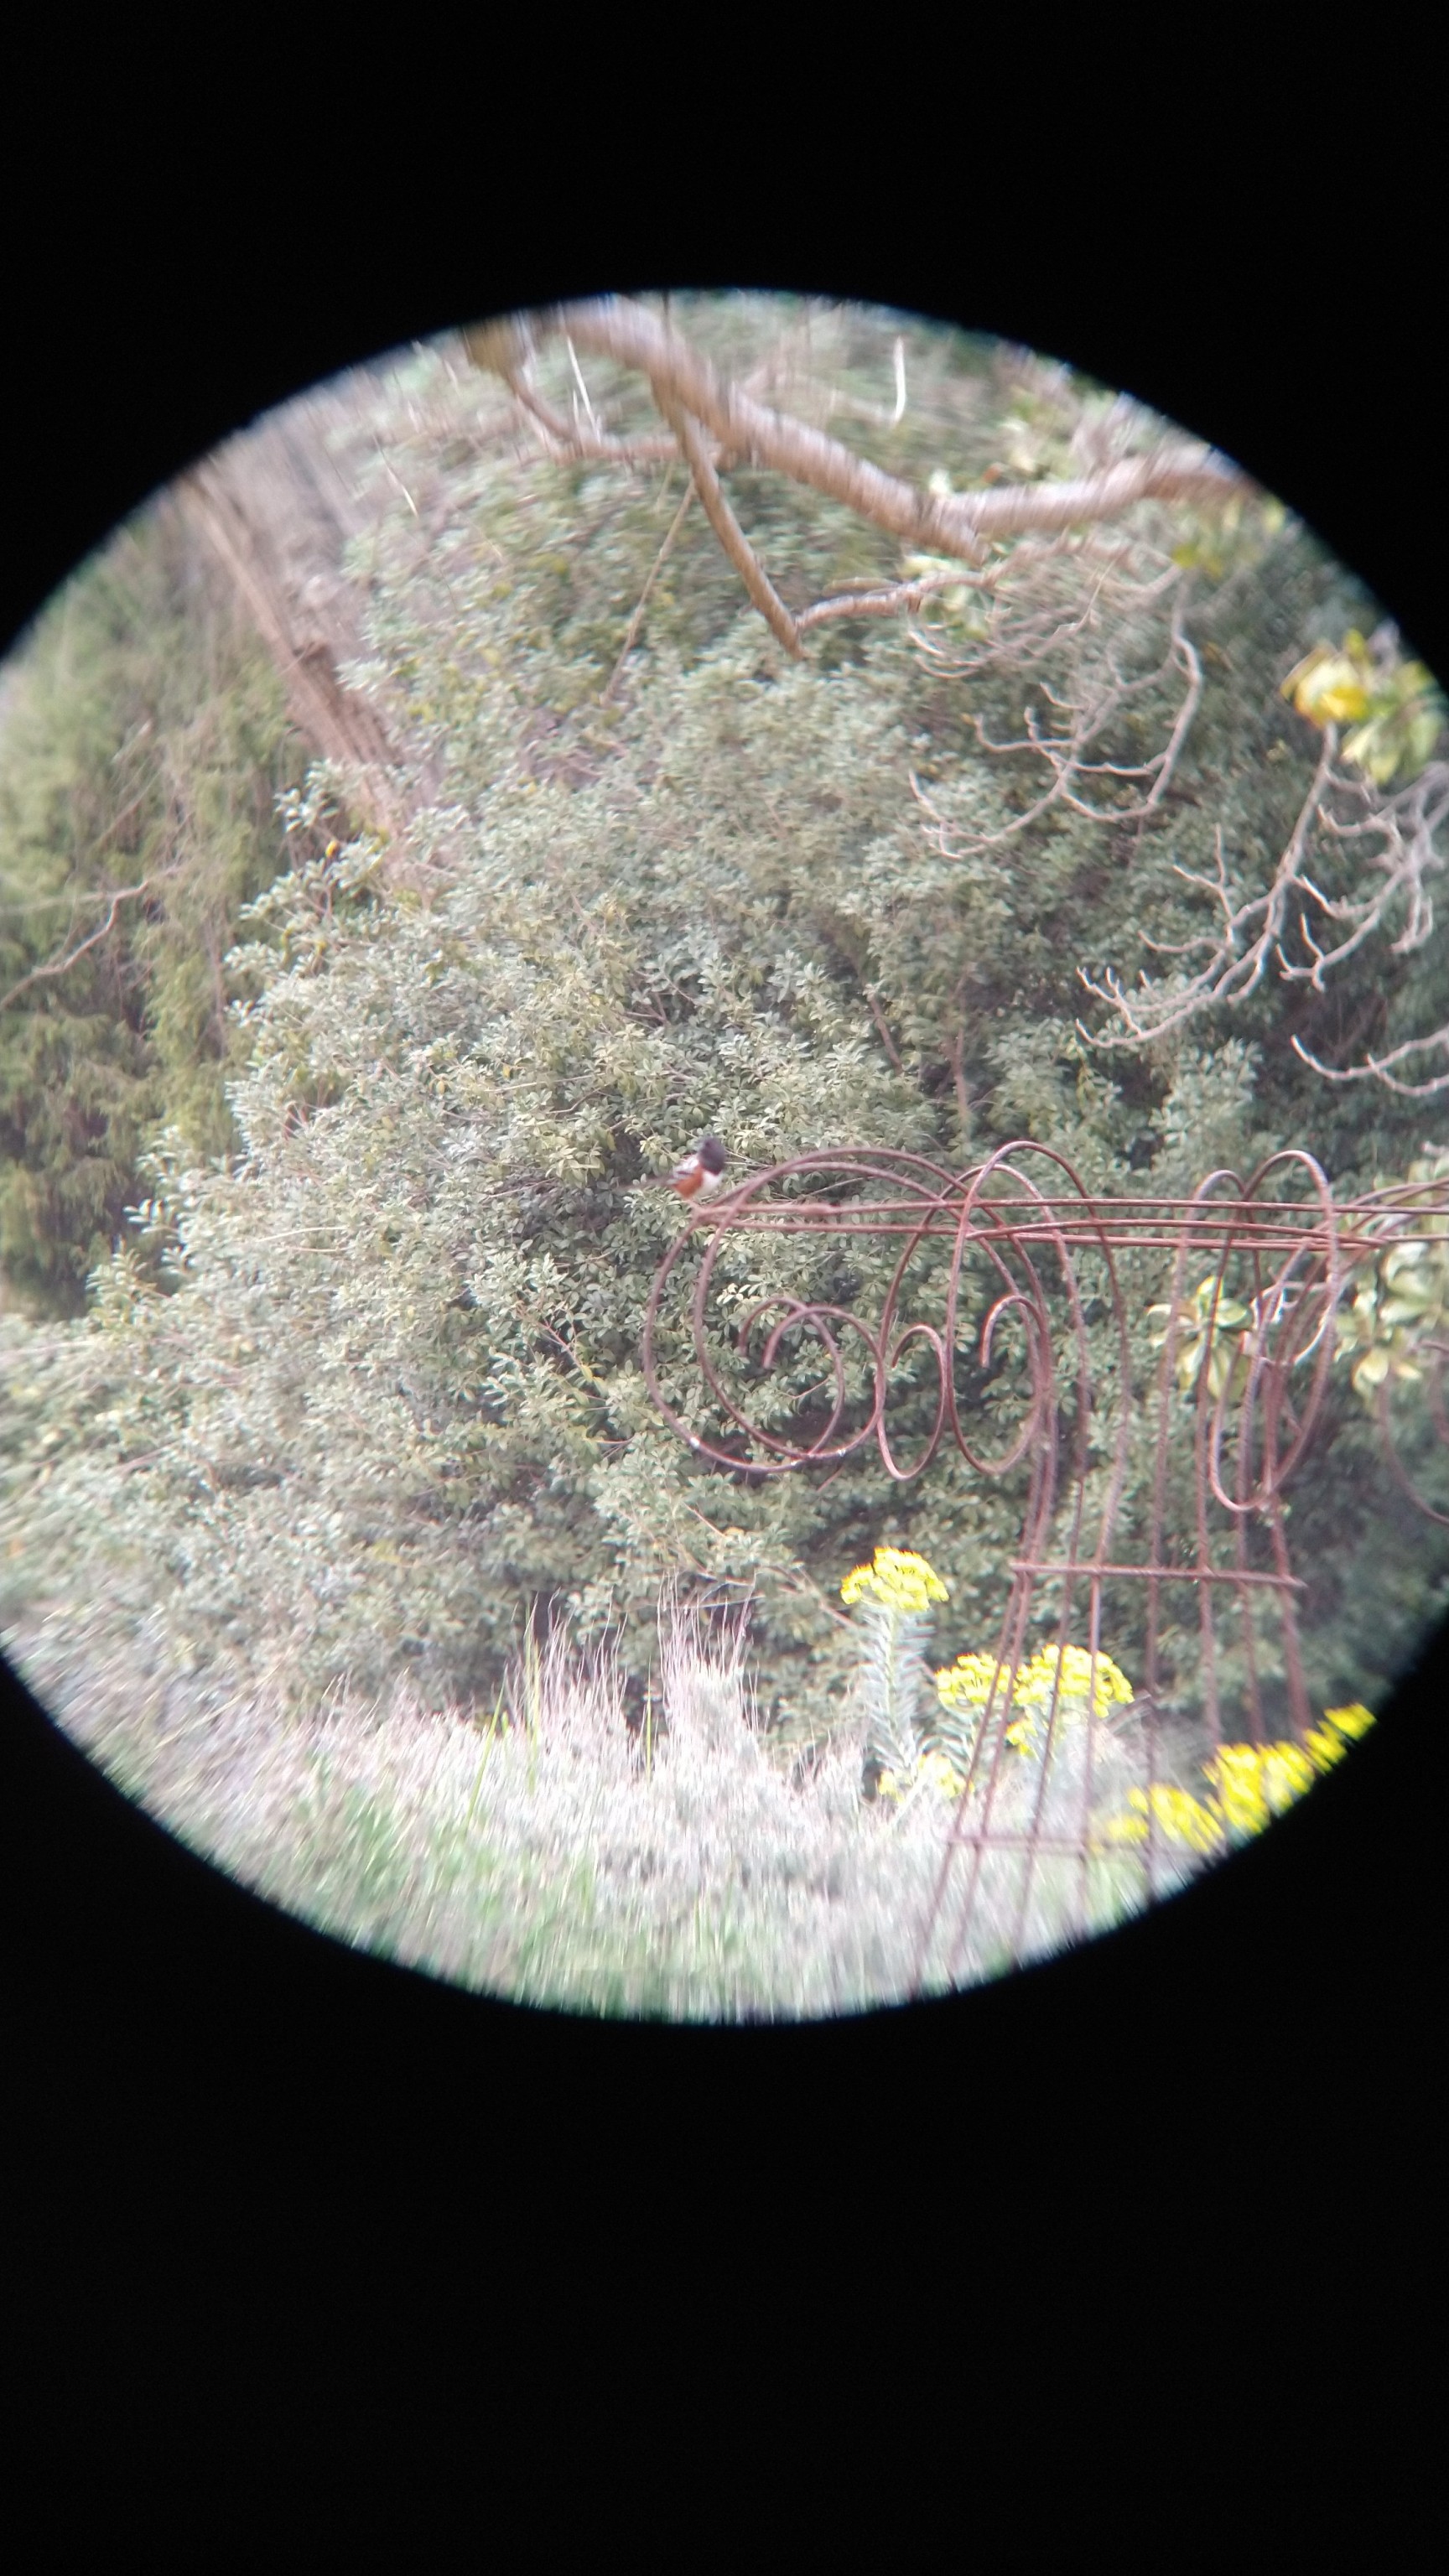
[1324,1701,1375,1741]
[1203,1739,1315,1836]
[877,1748,967,1809]
[1280,633,1444,784]
[1098,1784,1225,1857]
[841,1546,949,1613]
[1306,1702,1376,1774]
[935,1650,1015,1713]
[936,1641,1135,1736]
[1144,1785,1225,1856]
[1202,1743,1270,1836]
[1262,1743,1315,1805]
[1105,1703,1374,1860]
[1014,1644,1135,1720]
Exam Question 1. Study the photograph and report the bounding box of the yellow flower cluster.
[840,1547,949,1613]
[1098,1784,1227,1857]
[1098,1710,1371,1854]
[1100,1704,1377,1852]
[1020,1644,1135,1714]
[1204,1740,1312,1835]
[1322,1700,1375,1739]
[937,1642,1135,1729]
[933,1649,1016,1711]
[1202,1711,1379,1836]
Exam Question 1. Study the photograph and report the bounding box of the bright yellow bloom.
[876,1749,967,1808]
[1306,1701,1376,1774]
[1281,642,1373,728]
[841,1546,949,1613]
[936,1641,1134,1725]
[1263,1743,1314,1804]
[1204,1743,1269,1836]
[1324,1701,1375,1741]
[1099,1701,1377,1861]
[1014,1644,1135,1720]
[1203,1739,1315,1836]
[1280,633,1444,785]
[1098,1784,1226,1857]
[934,1650,1015,1713]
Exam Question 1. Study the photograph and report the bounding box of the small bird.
[665,1135,729,1201]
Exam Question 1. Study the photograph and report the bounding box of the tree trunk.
[179,392,406,839]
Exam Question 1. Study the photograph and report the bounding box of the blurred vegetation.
[0,501,304,1313]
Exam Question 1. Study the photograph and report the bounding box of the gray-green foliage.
[3,303,1447,1790]
[0,501,302,1311]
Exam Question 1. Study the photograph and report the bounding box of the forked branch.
[1079,739,1449,1088]
[470,296,1250,652]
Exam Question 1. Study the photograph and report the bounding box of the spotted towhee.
[665,1135,729,1200]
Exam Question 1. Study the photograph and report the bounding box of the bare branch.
[546,298,1249,564]
[502,366,682,468]
[910,577,1203,874]
[861,984,906,1073]
[1079,735,1449,1083]
[485,300,1245,674]
[1,874,171,1011]
[652,393,802,658]
[796,566,995,635]
[1291,1025,1449,1098]
[1078,730,1339,1046]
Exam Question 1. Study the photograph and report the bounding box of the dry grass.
[9,1591,1172,2020]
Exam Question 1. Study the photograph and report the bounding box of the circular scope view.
[3,293,1446,2018]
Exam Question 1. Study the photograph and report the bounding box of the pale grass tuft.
[7,1590,1176,2021]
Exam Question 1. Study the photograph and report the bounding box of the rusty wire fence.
[643,1142,1449,1987]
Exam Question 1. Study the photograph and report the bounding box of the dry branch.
[652,392,802,658]
[911,582,1203,867]
[535,298,1249,571]
[1080,736,1449,1087]
[0,874,173,1013]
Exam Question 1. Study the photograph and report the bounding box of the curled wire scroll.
[642,1141,1448,1987]
[646,1141,1445,1507]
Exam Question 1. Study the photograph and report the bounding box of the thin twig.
[2,875,169,1011]
[601,478,695,703]
[862,984,905,1072]
[949,1023,973,1136]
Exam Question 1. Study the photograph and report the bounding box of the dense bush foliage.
[3,300,1446,1808]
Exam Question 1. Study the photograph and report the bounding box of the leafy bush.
[2,302,1446,2012]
